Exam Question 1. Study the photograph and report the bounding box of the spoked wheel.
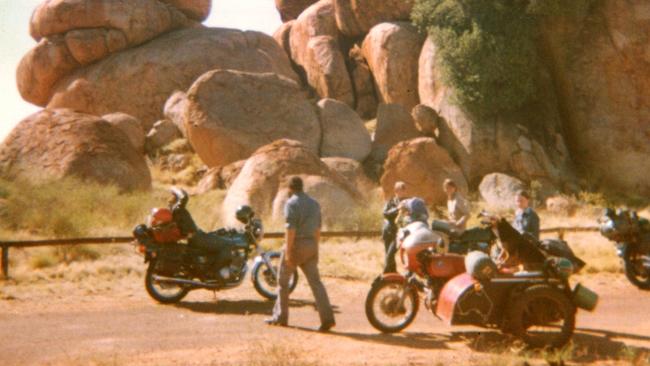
[145,260,190,304]
[252,251,299,300]
[508,285,576,348]
[623,247,650,290]
[365,279,419,333]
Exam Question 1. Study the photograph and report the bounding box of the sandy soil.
[0,272,649,366]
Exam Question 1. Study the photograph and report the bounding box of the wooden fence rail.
[0,226,599,279]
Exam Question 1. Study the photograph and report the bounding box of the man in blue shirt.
[265,176,335,331]
[513,190,540,240]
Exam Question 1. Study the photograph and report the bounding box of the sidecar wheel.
[145,260,190,304]
[508,285,575,348]
[252,252,298,301]
[365,279,419,333]
[623,247,650,290]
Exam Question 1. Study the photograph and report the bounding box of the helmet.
[235,205,254,224]
[150,208,173,227]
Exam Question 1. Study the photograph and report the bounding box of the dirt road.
[1,273,649,365]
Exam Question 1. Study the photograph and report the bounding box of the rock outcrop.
[289,0,355,106]
[317,98,372,161]
[184,70,321,168]
[223,139,360,225]
[333,0,415,37]
[46,28,299,130]
[19,0,198,106]
[542,0,650,195]
[101,112,146,154]
[478,173,525,211]
[380,137,467,206]
[371,103,422,162]
[275,0,318,21]
[418,36,574,188]
[0,109,151,191]
[362,22,424,111]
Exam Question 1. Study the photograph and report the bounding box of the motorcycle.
[599,208,650,290]
[133,188,298,304]
[365,215,597,348]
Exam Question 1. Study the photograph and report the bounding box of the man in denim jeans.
[265,176,335,331]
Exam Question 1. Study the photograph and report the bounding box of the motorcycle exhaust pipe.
[152,275,221,289]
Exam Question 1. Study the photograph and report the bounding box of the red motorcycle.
[365,217,598,348]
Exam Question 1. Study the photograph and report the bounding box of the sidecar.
[435,260,598,348]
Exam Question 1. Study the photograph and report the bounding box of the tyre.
[365,279,419,333]
[252,251,299,300]
[508,285,576,348]
[144,260,190,304]
[623,246,650,290]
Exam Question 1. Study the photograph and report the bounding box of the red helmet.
[150,208,173,227]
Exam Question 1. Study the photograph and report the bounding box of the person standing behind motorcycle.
[266,176,336,331]
[513,190,540,240]
[431,179,470,234]
[382,181,408,273]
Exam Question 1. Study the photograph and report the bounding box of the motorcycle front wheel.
[145,260,190,304]
[252,251,299,300]
[365,278,419,333]
[623,246,650,290]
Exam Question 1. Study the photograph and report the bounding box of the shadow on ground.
[291,326,650,364]
[174,299,340,316]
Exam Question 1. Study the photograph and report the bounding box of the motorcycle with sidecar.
[365,215,598,348]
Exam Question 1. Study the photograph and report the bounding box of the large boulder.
[275,0,319,21]
[223,139,361,225]
[371,103,422,162]
[317,98,372,161]
[348,45,378,119]
[101,112,146,153]
[380,137,467,206]
[273,21,295,57]
[362,22,424,111]
[289,0,355,106]
[0,109,151,191]
[184,70,321,168]
[478,173,525,211]
[159,0,212,21]
[195,160,246,194]
[163,91,189,137]
[47,28,300,130]
[418,36,574,188]
[322,157,376,193]
[19,0,196,106]
[333,0,415,37]
[145,119,181,152]
[541,0,650,195]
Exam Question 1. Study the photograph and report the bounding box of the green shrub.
[412,0,598,117]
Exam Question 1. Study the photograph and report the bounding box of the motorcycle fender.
[435,273,478,325]
[380,273,407,283]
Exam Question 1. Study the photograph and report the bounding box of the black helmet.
[235,205,254,223]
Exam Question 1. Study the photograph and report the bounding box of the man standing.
[265,177,335,331]
[382,182,408,273]
[513,190,540,240]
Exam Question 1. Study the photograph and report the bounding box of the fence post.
[558,229,565,241]
[1,245,8,279]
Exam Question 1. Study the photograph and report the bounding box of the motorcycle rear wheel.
[623,247,650,290]
[145,260,190,304]
[365,279,419,333]
[252,251,299,300]
[508,285,575,348]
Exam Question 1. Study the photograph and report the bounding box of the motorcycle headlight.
[554,257,575,279]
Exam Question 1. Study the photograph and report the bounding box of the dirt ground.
[1,270,649,366]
